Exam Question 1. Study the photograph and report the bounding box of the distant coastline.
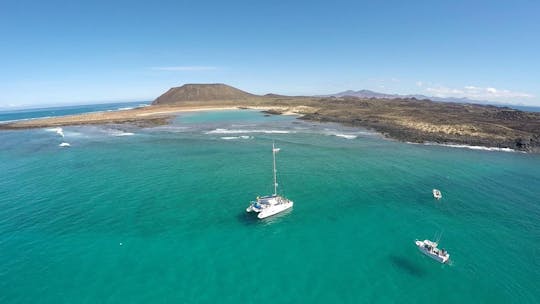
[1,84,539,153]
[0,101,151,123]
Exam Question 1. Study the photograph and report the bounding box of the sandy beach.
[0,105,250,129]
[0,103,314,130]
[1,87,538,153]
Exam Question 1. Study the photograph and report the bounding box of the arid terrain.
[2,83,539,152]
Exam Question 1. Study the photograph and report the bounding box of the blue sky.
[1,0,539,107]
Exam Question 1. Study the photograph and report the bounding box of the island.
[1,83,539,152]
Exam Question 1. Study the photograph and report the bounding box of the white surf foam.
[151,126,191,133]
[422,142,518,153]
[105,129,135,137]
[220,135,253,140]
[206,128,291,134]
[59,142,71,147]
[333,133,357,139]
[117,107,134,111]
[112,131,135,137]
[47,127,64,137]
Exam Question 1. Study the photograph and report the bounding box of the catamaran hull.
[257,201,293,219]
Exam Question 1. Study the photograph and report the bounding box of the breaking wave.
[46,127,64,137]
[116,104,149,111]
[421,142,518,153]
[106,130,135,137]
[220,136,253,140]
[332,133,357,139]
[206,128,292,134]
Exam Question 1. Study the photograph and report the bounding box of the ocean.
[511,105,540,112]
[0,101,151,123]
[0,109,539,303]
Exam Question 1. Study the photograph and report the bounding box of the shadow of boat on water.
[389,255,427,277]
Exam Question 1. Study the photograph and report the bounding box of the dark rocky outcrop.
[3,83,540,152]
[151,84,540,152]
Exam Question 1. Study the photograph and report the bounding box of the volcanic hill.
[152,83,257,105]
[2,83,539,152]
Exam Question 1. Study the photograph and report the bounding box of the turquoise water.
[1,110,539,303]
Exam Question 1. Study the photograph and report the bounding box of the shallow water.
[1,110,539,303]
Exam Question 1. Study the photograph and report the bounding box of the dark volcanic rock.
[4,83,540,153]
[494,110,526,120]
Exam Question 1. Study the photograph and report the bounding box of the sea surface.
[0,101,150,123]
[1,109,539,303]
[511,105,540,112]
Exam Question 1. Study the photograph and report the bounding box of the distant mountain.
[329,89,402,99]
[153,83,256,105]
[153,84,510,108]
[325,89,497,105]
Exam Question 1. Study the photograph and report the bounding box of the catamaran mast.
[273,142,278,196]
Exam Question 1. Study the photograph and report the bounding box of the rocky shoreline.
[2,84,539,153]
[291,100,540,153]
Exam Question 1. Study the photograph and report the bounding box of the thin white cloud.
[425,85,534,101]
[416,81,423,87]
[150,66,218,71]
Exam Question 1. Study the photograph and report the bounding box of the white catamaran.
[246,143,294,219]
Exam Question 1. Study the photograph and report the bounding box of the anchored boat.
[415,239,450,263]
[246,143,294,219]
[432,189,442,199]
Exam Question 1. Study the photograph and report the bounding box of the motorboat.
[432,189,442,199]
[415,239,450,263]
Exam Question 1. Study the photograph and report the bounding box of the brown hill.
[2,83,539,152]
[152,83,257,105]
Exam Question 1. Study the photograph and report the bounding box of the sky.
[1,0,539,107]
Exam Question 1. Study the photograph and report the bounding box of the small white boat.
[59,142,71,147]
[415,239,450,263]
[432,189,442,199]
[246,143,293,219]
